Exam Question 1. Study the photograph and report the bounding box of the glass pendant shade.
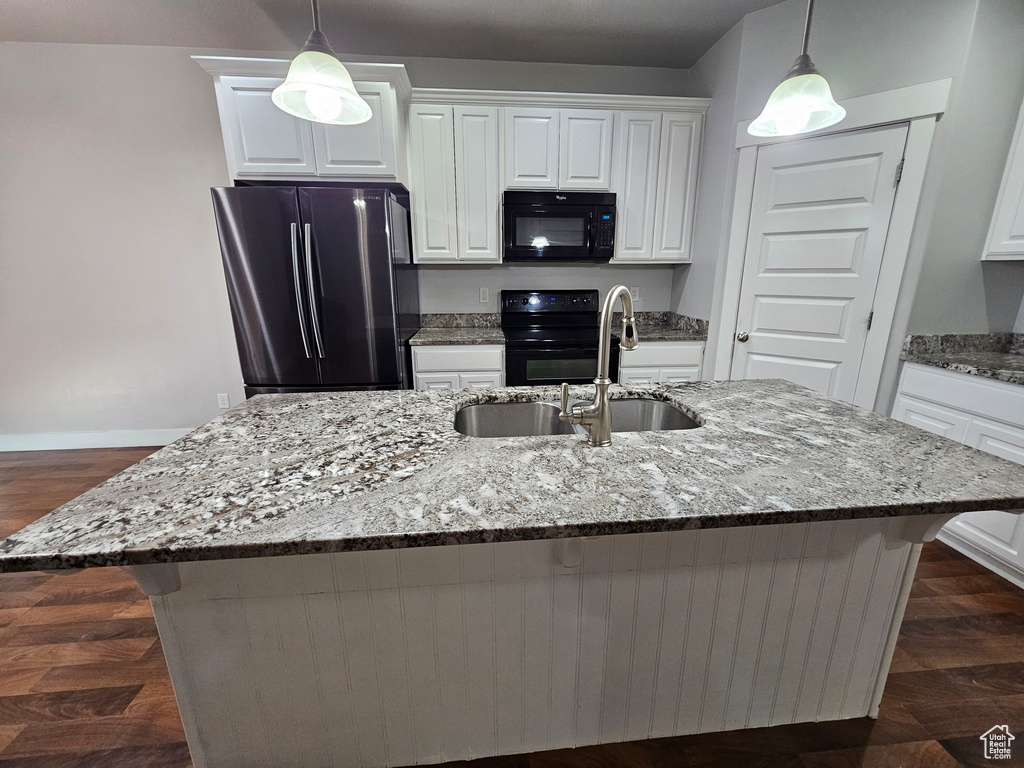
[272,50,372,125]
[747,72,846,137]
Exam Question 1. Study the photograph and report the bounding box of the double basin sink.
[454,399,699,438]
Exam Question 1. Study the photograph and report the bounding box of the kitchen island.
[3,380,1024,768]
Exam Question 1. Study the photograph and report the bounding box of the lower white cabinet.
[892,362,1024,587]
[412,345,504,390]
[619,341,703,384]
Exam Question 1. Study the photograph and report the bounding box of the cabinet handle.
[736,331,749,343]
[304,222,326,359]
[290,223,312,359]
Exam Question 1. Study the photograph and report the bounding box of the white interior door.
[730,123,909,403]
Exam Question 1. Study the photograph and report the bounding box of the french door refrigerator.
[211,186,420,397]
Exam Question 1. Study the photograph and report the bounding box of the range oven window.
[514,216,587,249]
[525,357,596,382]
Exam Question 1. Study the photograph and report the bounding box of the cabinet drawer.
[899,363,1024,425]
[620,341,703,368]
[412,345,504,373]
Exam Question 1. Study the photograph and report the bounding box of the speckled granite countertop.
[410,312,708,346]
[3,380,1024,573]
[901,333,1024,386]
[410,327,506,345]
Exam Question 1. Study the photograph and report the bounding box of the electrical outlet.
[629,286,640,302]
[217,393,230,409]
[479,286,490,304]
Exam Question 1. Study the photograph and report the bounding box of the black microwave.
[503,191,616,262]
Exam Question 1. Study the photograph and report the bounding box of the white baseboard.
[0,428,192,452]
[937,530,1024,590]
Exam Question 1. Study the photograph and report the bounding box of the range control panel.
[501,289,600,313]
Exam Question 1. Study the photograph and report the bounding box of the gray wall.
[418,264,675,314]
[0,42,242,441]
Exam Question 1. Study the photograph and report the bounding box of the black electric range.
[501,289,619,386]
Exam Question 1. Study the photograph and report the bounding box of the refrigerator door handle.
[290,223,313,359]
[304,222,326,359]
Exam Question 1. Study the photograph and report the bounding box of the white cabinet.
[983,95,1024,260]
[409,105,459,262]
[558,109,615,190]
[611,112,662,262]
[412,345,504,390]
[504,107,615,191]
[892,362,1024,587]
[216,76,318,177]
[619,341,704,384]
[454,107,502,262]
[196,59,410,182]
[312,81,399,178]
[653,113,703,262]
[504,107,559,189]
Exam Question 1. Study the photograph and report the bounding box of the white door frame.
[709,79,951,411]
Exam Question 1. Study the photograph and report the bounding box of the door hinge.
[894,159,904,186]
[867,310,874,331]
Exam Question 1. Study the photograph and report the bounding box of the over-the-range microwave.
[502,191,616,262]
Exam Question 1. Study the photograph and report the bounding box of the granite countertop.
[901,333,1024,386]
[3,379,1024,573]
[410,327,506,345]
[410,312,709,346]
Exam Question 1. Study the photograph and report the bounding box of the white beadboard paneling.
[154,520,917,768]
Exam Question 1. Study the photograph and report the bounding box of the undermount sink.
[454,402,577,438]
[454,399,699,438]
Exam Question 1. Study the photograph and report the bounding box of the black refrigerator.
[211,186,420,397]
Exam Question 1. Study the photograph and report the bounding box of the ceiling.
[1,0,784,69]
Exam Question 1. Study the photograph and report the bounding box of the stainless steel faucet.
[558,285,639,446]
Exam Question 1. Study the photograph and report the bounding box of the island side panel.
[150,519,915,768]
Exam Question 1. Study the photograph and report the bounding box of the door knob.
[736,331,749,342]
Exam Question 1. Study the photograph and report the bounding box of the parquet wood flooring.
[2,446,1024,766]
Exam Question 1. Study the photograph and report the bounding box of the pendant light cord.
[311,0,321,33]
[801,0,814,56]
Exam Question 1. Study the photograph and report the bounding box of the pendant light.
[747,0,845,137]
[271,0,372,125]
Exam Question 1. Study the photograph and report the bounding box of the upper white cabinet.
[216,76,318,177]
[558,109,615,190]
[408,104,502,264]
[610,112,662,262]
[504,108,559,189]
[653,113,703,261]
[504,107,615,191]
[312,81,398,178]
[195,58,410,183]
[983,95,1024,260]
[454,106,502,262]
[408,105,459,262]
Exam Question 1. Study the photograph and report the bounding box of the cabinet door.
[217,76,317,177]
[409,105,459,262]
[414,373,460,390]
[454,107,501,262]
[558,109,614,190]
[983,96,1024,260]
[653,112,703,262]
[611,112,662,262]
[504,108,559,189]
[312,82,397,178]
[460,372,503,388]
[890,394,970,441]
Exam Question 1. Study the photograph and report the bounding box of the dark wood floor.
[1,449,1023,767]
